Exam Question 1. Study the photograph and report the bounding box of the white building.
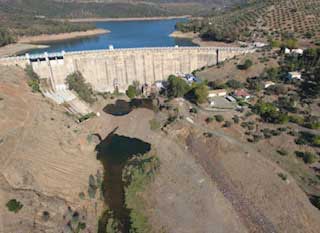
[264,81,276,88]
[208,89,227,98]
[284,48,304,55]
[253,42,267,48]
[292,49,304,55]
[288,71,302,80]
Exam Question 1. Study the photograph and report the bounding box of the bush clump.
[88,175,98,199]
[277,148,288,156]
[237,59,253,70]
[25,65,40,92]
[214,115,224,122]
[66,72,95,104]
[303,152,318,164]
[167,75,191,98]
[6,199,23,213]
[149,119,161,131]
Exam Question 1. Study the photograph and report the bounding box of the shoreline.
[169,30,198,39]
[18,29,109,44]
[0,44,49,57]
[65,15,191,23]
[170,30,240,47]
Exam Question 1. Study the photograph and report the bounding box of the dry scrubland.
[197,52,279,83]
[1,53,320,232]
[0,65,102,232]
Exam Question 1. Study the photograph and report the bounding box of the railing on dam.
[0,46,255,63]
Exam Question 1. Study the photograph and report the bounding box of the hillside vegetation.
[177,0,320,43]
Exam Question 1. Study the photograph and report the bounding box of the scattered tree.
[66,72,95,104]
[167,75,191,98]
[238,59,253,70]
[6,199,23,213]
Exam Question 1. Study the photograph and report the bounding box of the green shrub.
[226,80,243,89]
[25,65,40,92]
[66,72,95,104]
[237,59,253,70]
[192,83,208,104]
[167,75,191,98]
[190,107,198,114]
[232,115,240,124]
[105,217,121,233]
[215,115,224,122]
[223,121,232,128]
[27,79,40,92]
[206,117,214,123]
[123,153,160,233]
[78,112,96,123]
[262,128,272,138]
[203,132,213,138]
[126,85,138,99]
[296,132,320,147]
[303,152,317,164]
[289,115,304,125]
[149,119,161,131]
[79,192,85,200]
[278,173,288,181]
[313,135,320,147]
[303,116,320,129]
[88,175,97,199]
[253,101,289,124]
[42,211,50,221]
[270,40,281,48]
[6,199,23,213]
[283,38,298,49]
[277,148,288,156]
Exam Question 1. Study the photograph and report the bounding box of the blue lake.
[29,18,196,54]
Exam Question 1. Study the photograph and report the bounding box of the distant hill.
[0,0,245,45]
[177,0,320,43]
[0,0,245,18]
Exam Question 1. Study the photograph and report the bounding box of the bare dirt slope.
[86,107,248,233]
[1,64,319,233]
[0,65,102,233]
[197,52,279,83]
[87,98,320,233]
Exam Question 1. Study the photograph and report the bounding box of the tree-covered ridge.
[177,0,320,42]
[0,0,243,18]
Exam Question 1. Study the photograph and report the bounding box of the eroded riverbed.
[95,129,151,232]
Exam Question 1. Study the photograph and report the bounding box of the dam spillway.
[0,47,255,93]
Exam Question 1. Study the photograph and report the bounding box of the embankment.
[0,43,49,57]
[18,29,109,44]
[170,30,240,47]
[65,16,190,23]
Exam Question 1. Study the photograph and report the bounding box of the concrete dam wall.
[0,47,254,93]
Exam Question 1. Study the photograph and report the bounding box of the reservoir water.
[29,18,196,54]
